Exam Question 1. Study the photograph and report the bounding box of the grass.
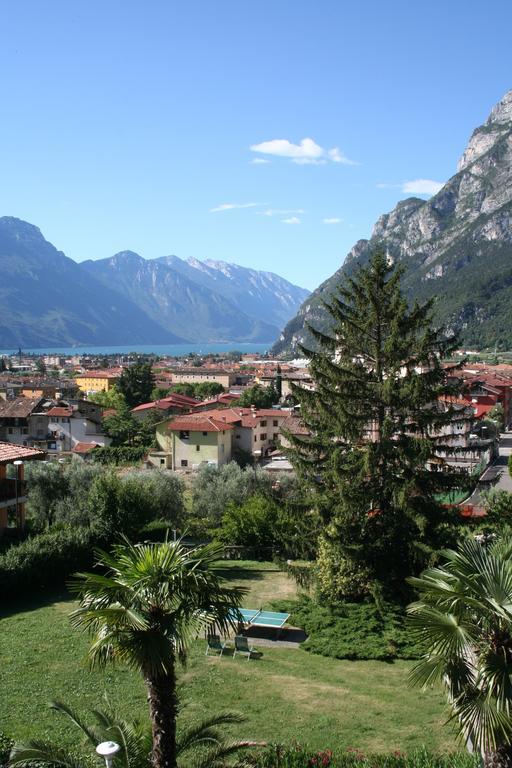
[1,562,457,755]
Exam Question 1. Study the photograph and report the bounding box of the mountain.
[0,218,182,348]
[82,252,309,343]
[273,89,512,355]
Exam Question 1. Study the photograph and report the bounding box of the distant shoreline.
[0,342,272,356]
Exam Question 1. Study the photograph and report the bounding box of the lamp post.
[13,460,23,530]
[96,741,120,768]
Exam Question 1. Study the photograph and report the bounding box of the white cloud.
[282,216,301,224]
[258,207,306,217]
[402,179,444,195]
[323,217,342,224]
[250,137,356,165]
[210,202,265,213]
[250,157,270,164]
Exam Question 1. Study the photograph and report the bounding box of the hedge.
[0,526,105,600]
[91,445,148,465]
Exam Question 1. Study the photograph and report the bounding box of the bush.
[0,732,13,768]
[276,596,424,661]
[191,462,273,525]
[243,745,478,767]
[219,495,278,549]
[91,445,148,465]
[0,525,103,599]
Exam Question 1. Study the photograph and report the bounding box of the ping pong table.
[229,607,290,637]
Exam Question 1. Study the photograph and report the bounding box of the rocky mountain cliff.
[273,90,512,355]
[0,218,182,348]
[0,216,309,348]
[82,252,305,343]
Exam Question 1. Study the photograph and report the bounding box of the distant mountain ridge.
[0,217,309,347]
[273,89,512,355]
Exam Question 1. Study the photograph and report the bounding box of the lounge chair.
[233,634,258,661]
[205,633,227,656]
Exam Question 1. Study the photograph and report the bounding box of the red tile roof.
[0,442,46,465]
[46,406,73,417]
[72,442,100,454]
[167,415,234,433]
[132,394,199,413]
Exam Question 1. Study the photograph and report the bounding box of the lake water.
[0,342,272,356]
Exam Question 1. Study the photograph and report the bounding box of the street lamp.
[96,741,120,768]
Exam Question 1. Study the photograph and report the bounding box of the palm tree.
[9,699,260,768]
[69,539,247,768]
[407,536,512,767]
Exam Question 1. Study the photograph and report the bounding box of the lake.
[0,342,272,356]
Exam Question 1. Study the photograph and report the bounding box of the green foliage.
[102,405,141,445]
[87,469,184,539]
[238,384,279,408]
[407,536,512,759]
[488,403,505,430]
[117,362,155,408]
[88,385,126,410]
[0,732,14,768]
[219,495,278,549]
[25,461,105,530]
[286,251,467,602]
[91,444,148,464]
[169,382,225,400]
[152,386,172,400]
[191,462,273,527]
[280,596,423,661]
[0,526,102,599]
[244,745,477,767]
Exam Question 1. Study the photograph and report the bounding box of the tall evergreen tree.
[118,362,155,408]
[286,251,469,602]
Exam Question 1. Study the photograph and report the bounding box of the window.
[260,433,267,441]
[160,458,165,466]
[236,434,240,439]
[196,444,200,451]
[260,420,267,427]
[254,435,257,443]
[273,420,278,427]
[202,431,207,436]
[179,430,190,440]
[181,459,188,467]
[8,427,13,434]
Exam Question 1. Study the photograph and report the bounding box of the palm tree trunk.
[145,668,178,768]
[484,746,512,768]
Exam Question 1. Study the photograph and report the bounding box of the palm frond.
[9,741,86,768]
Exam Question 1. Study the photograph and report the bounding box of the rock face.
[0,218,309,348]
[0,218,181,348]
[81,251,310,344]
[273,89,512,355]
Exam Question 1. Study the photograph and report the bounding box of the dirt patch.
[268,673,349,713]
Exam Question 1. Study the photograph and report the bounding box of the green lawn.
[1,562,457,755]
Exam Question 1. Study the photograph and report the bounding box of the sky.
[1,1,512,291]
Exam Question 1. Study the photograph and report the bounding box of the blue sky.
[1,1,511,290]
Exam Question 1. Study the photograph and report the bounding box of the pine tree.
[286,251,469,602]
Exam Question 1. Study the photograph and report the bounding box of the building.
[75,369,122,394]
[158,414,233,470]
[131,393,199,421]
[0,442,46,534]
[44,404,111,453]
[155,406,290,469]
[0,397,48,445]
[167,368,244,388]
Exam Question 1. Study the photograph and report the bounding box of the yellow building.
[75,369,121,394]
[156,414,233,470]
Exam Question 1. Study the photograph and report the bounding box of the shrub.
[242,745,478,767]
[0,732,13,768]
[219,494,278,549]
[275,596,424,661]
[91,445,148,465]
[0,526,102,599]
[191,462,272,525]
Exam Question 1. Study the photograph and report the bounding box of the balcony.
[0,478,27,507]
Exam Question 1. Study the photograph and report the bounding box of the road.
[466,431,512,506]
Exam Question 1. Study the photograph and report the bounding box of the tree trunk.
[484,746,512,768]
[145,668,178,768]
